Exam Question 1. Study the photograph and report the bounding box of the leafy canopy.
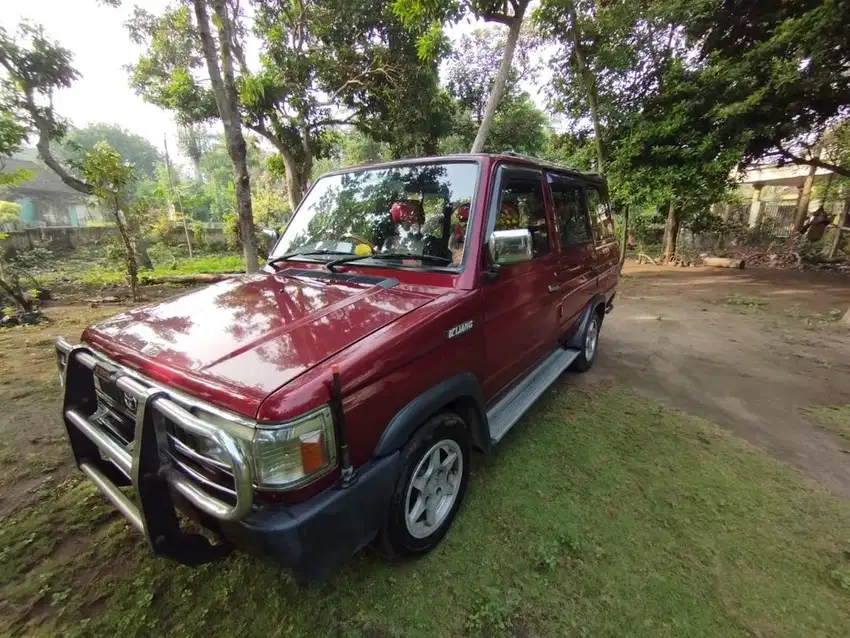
[61,123,162,179]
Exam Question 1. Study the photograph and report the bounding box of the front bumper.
[55,339,399,578]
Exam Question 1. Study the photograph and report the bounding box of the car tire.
[570,310,601,373]
[377,412,471,558]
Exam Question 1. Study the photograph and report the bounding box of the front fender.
[373,372,489,457]
[565,294,608,349]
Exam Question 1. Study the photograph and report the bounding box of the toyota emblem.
[123,393,139,413]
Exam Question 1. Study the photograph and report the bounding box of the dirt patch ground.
[596,262,850,497]
[0,287,185,519]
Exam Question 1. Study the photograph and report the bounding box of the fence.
[757,202,798,238]
[0,223,226,253]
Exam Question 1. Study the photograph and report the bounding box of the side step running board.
[486,347,580,444]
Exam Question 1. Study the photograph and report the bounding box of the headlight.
[252,406,337,489]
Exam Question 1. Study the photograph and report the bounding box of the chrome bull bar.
[55,338,254,563]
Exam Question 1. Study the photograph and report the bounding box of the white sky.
[1,1,548,161]
[1,0,180,152]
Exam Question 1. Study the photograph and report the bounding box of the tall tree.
[191,0,258,272]
[444,26,537,127]
[61,123,162,178]
[393,0,532,152]
[686,0,850,179]
[0,22,156,269]
[177,122,210,182]
[0,23,93,195]
[129,0,443,215]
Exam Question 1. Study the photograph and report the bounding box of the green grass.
[37,253,247,289]
[723,294,769,313]
[808,404,850,441]
[3,390,850,637]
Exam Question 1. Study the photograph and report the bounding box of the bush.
[11,243,53,269]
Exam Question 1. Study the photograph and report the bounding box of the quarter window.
[550,180,591,246]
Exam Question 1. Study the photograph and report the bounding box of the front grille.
[163,420,237,503]
[93,375,137,443]
[87,358,238,503]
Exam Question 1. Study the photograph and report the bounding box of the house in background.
[722,162,847,238]
[0,151,104,228]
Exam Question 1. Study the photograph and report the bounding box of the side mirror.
[488,228,533,266]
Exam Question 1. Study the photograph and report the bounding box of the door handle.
[548,283,561,293]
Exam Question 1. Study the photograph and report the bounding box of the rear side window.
[490,168,550,258]
[587,186,615,243]
[550,179,591,246]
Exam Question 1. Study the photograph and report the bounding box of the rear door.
[586,182,619,293]
[548,174,597,336]
[480,165,560,402]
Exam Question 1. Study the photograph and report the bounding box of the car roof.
[320,152,605,184]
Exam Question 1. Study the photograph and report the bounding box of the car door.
[548,174,598,336]
[480,165,561,402]
[586,182,620,293]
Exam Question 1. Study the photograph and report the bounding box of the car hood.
[83,270,436,416]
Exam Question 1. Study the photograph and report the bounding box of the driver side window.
[490,169,550,258]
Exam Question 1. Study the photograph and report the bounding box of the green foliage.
[441,26,548,155]
[0,112,28,185]
[126,5,217,125]
[61,123,162,179]
[10,244,53,269]
[536,0,742,219]
[688,0,850,175]
[79,142,134,201]
[444,26,537,125]
[0,22,79,144]
[0,201,21,225]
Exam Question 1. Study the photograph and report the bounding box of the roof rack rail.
[496,150,593,176]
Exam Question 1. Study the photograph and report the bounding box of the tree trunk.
[663,201,679,263]
[0,276,34,312]
[112,200,139,302]
[702,257,745,269]
[135,237,154,270]
[190,155,203,183]
[163,136,193,259]
[826,197,849,260]
[470,4,527,153]
[619,205,629,271]
[279,151,307,214]
[567,2,605,172]
[791,153,819,237]
[194,0,258,273]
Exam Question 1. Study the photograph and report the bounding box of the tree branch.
[314,63,393,108]
[479,12,512,26]
[776,141,850,179]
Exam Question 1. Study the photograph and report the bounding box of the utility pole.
[164,134,193,259]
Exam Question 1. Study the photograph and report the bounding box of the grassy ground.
[809,404,850,442]
[35,251,246,289]
[3,387,850,637]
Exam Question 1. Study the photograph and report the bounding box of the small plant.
[829,567,850,591]
[533,543,560,571]
[12,244,54,269]
[464,588,519,636]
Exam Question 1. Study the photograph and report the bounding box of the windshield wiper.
[267,249,352,268]
[326,252,452,273]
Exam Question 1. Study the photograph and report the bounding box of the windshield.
[271,161,479,270]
